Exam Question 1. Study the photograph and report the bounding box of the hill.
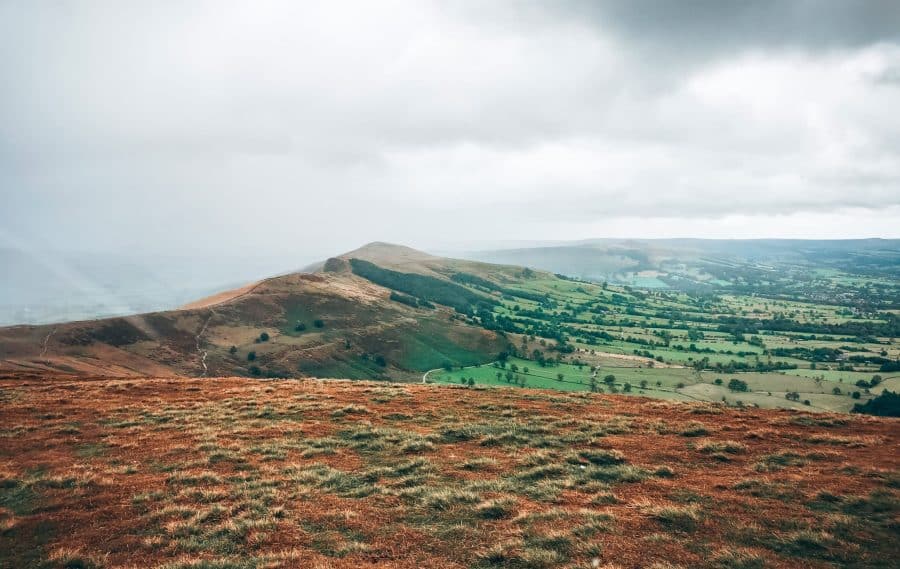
[2,241,898,414]
[1,375,897,568]
[0,243,509,381]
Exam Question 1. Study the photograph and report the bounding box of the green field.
[428,356,877,412]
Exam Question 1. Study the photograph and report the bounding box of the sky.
[2,0,900,264]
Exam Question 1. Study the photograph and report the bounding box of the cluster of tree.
[854,375,883,389]
[450,272,547,303]
[852,390,900,417]
[389,290,434,309]
[350,259,495,315]
[707,360,797,373]
[717,313,900,340]
[768,347,842,362]
[359,353,387,367]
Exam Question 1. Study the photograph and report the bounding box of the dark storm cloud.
[552,0,900,53]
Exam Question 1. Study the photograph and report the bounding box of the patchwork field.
[1,375,897,568]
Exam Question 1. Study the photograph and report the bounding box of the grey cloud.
[548,0,900,54]
[0,0,898,262]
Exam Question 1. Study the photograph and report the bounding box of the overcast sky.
[2,0,900,263]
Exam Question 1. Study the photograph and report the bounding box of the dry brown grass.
[0,375,898,569]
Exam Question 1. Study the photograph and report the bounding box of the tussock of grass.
[706,548,765,569]
[788,415,848,428]
[733,478,801,500]
[475,497,517,519]
[752,452,808,472]
[695,440,747,454]
[679,422,710,437]
[460,457,498,471]
[421,488,481,510]
[646,504,701,532]
[513,464,567,482]
[44,548,107,569]
[167,471,223,486]
[588,491,620,505]
[291,465,377,498]
[570,449,626,466]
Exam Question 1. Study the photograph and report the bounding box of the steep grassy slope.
[1,375,897,568]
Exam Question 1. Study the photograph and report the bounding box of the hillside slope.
[0,243,508,379]
[1,375,897,568]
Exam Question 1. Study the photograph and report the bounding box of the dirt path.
[39,327,56,364]
[195,313,214,377]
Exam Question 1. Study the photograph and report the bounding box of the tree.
[557,373,564,381]
[258,332,269,342]
[294,322,306,332]
[496,371,502,381]
[589,376,598,393]
[229,345,237,355]
[523,367,529,374]
[603,374,616,387]
[467,377,475,387]
[374,355,386,367]
[727,378,749,392]
[714,378,723,385]
[247,351,256,362]
[640,379,648,389]
[785,391,800,401]
[313,319,325,328]
[623,382,632,393]
[852,390,900,417]
[832,387,842,395]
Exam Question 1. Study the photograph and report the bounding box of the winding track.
[195,313,214,377]
[39,327,56,364]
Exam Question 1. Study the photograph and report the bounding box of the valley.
[2,242,898,415]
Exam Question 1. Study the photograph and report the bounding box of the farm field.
[430,357,880,412]
[1,375,898,569]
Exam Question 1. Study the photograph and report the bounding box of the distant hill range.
[0,248,295,326]
[461,238,900,294]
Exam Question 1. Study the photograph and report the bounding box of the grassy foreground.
[1,376,898,568]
